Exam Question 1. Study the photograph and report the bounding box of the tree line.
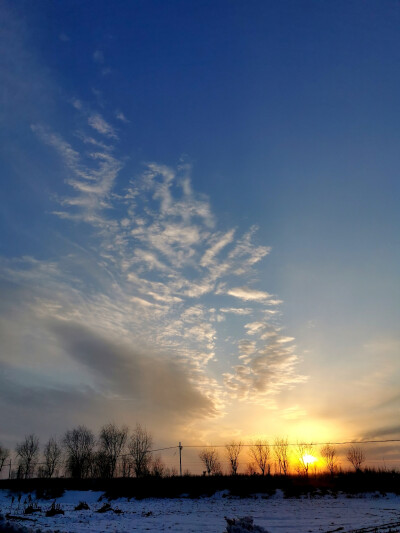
[0,427,368,480]
[0,423,158,480]
[204,439,366,476]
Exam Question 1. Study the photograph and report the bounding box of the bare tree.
[0,444,10,475]
[170,466,178,477]
[199,448,221,476]
[15,434,39,479]
[225,441,242,475]
[273,437,289,475]
[98,423,128,478]
[347,445,365,472]
[295,442,315,477]
[246,462,258,475]
[128,424,153,477]
[120,454,134,478]
[43,437,62,478]
[320,444,339,475]
[249,440,270,475]
[63,426,95,479]
[92,450,110,478]
[151,455,166,477]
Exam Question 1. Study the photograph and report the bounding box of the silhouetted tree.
[63,426,95,479]
[15,434,39,479]
[320,443,339,475]
[199,448,221,475]
[121,454,134,478]
[128,424,153,477]
[273,437,289,475]
[0,444,10,475]
[246,462,258,475]
[98,422,128,478]
[249,440,270,475]
[225,441,242,475]
[347,445,365,472]
[151,455,166,477]
[93,450,111,478]
[295,442,315,477]
[43,437,62,478]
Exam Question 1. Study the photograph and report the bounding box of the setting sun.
[302,454,317,465]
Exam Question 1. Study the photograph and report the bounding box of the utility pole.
[179,442,182,476]
[8,459,12,479]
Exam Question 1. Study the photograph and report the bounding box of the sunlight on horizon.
[302,454,317,465]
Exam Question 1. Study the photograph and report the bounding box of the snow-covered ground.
[1,489,400,532]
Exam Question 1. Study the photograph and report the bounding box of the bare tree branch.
[320,443,339,475]
[15,434,39,479]
[273,437,289,475]
[43,437,62,478]
[199,448,221,475]
[129,424,153,477]
[98,422,128,478]
[225,441,242,475]
[347,445,365,472]
[249,440,270,475]
[63,426,95,479]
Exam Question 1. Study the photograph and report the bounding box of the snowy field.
[1,489,400,533]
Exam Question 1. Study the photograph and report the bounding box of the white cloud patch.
[226,286,272,302]
[115,110,129,123]
[88,113,118,139]
[201,229,235,267]
[220,307,252,315]
[31,124,122,225]
[245,321,266,335]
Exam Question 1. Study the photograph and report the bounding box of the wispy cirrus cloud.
[115,110,129,123]
[31,123,122,225]
[88,112,118,139]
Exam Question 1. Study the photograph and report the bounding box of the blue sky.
[1,0,400,466]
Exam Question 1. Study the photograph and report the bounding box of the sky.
[1,0,400,469]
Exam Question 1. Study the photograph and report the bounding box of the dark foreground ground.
[1,470,399,500]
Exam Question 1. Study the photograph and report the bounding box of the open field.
[1,488,400,533]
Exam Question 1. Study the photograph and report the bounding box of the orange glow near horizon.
[302,454,317,465]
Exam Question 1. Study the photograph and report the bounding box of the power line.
[182,439,400,448]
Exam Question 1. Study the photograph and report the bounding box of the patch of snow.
[1,489,400,532]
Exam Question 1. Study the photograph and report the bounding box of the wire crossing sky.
[0,1,399,464]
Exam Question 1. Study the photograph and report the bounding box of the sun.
[302,454,317,465]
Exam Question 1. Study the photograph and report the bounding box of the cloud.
[244,321,266,335]
[281,405,307,420]
[31,124,80,169]
[49,320,216,417]
[363,425,400,439]
[31,124,122,225]
[201,229,235,267]
[93,50,104,64]
[226,286,272,302]
[238,340,257,359]
[88,113,118,139]
[220,307,252,315]
[115,111,129,123]
[223,322,306,402]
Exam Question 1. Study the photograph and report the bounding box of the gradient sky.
[1,0,399,467]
